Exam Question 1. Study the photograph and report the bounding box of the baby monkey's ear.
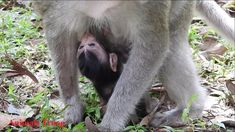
[109,53,118,72]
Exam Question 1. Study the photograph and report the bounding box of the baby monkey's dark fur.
[77,30,148,118]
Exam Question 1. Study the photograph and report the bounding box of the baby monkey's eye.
[88,43,95,47]
[79,45,84,49]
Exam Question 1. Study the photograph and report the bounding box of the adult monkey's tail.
[196,0,235,44]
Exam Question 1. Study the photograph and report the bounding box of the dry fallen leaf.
[199,36,218,51]
[226,80,235,94]
[198,35,228,60]
[205,43,228,55]
[0,113,27,129]
[199,44,227,60]
[0,99,9,112]
[4,55,39,83]
[7,104,20,115]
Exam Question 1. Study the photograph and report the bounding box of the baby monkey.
[77,32,148,119]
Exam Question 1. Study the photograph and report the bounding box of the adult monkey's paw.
[85,117,116,132]
[64,96,84,124]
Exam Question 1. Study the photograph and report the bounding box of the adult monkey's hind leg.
[46,27,84,124]
[151,1,207,127]
[151,34,207,127]
[100,1,171,131]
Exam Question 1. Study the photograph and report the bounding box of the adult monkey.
[32,1,234,131]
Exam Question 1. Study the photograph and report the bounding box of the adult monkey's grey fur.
[32,0,234,131]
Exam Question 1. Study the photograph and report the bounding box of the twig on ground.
[140,94,166,126]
